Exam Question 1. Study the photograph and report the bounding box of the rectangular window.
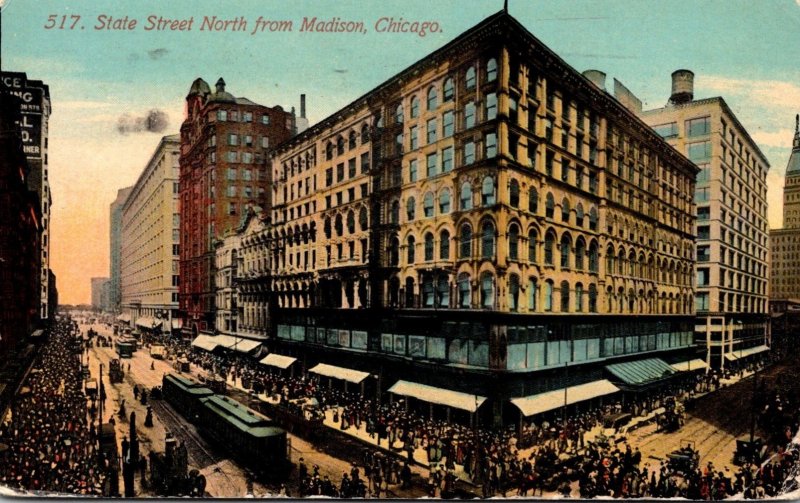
[227,168,236,180]
[244,135,253,146]
[442,147,454,172]
[427,119,437,144]
[486,93,497,120]
[465,102,476,129]
[427,153,438,177]
[694,187,711,202]
[464,142,475,165]
[325,168,333,187]
[697,206,710,220]
[337,163,344,182]
[697,225,710,240]
[242,152,253,164]
[697,245,710,262]
[228,134,238,146]
[686,116,711,137]
[348,158,357,178]
[261,114,270,125]
[443,111,454,137]
[261,136,269,149]
[687,141,712,162]
[243,112,253,122]
[217,110,227,121]
[360,152,370,173]
[697,268,710,286]
[410,126,418,150]
[695,292,710,311]
[485,132,497,158]
[697,164,711,182]
[409,159,418,182]
[226,151,238,163]
[227,185,237,197]
[653,122,678,138]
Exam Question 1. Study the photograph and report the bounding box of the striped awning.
[309,363,369,384]
[510,379,620,417]
[671,358,708,372]
[606,358,676,385]
[259,353,297,370]
[389,380,487,413]
[228,337,262,354]
[191,334,221,352]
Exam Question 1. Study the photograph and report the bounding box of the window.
[486,93,497,120]
[576,203,584,227]
[442,146,454,172]
[228,202,237,215]
[360,152,370,173]
[228,133,238,146]
[481,176,495,205]
[560,281,570,312]
[427,153,438,177]
[359,207,368,231]
[686,116,711,137]
[544,281,553,311]
[227,185,236,197]
[395,104,404,125]
[409,159,418,182]
[410,96,420,118]
[588,242,599,272]
[458,273,471,308]
[465,67,476,90]
[528,278,538,311]
[406,197,416,221]
[217,110,227,121]
[509,179,520,208]
[424,233,434,261]
[697,245,710,262]
[407,236,416,263]
[653,122,678,138]
[481,273,494,308]
[337,163,344,182]
[544,232,555,265]
[528,230,538,262]
[481,221,495,259]
[261,114,270,125]
[698,225,710,240]
[561,197,570,222]
[443,111,454,137]
[509,275,520,312]
[337,136,345,155]
[560,235,571,269]
[485,132,497,158]
[427,118,437,144]
[486,58,497,82]
[697,268,710,286]
[395,133,404,155]
[460,224,472,258]
[439,189,451,214]
[575,283,584,312]
[545,193,555,218]
[528,188,538,213]
[465,102,476,128]
[409,126,419,150]
[437,276,450,308]
[348,158,357,178]
[361,124,370,144]
[695,187,711,203]
[589,284,598,312]
[508,225,519,260]
[575,239,585,270]
[461,182,473,210]
[423,192,434,217]
[464,141,476,165]
[434,228,449,260]
[347,211,356,233]
[227,168,237,180]
[226,151,238,163]
[335,215,343,236]
[427,86,438,111]
[390,200,400,224]
[687,141,712,162]
[695,292,709,311]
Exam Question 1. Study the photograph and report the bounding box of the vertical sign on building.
[1,72,44,160]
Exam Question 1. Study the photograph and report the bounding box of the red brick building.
[179,78,294,335]
[0,92,41,355]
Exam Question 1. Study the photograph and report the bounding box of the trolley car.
[161,374,214,423]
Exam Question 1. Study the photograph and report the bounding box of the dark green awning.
[606,357,676,385]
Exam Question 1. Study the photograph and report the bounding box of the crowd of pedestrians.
[0,317,112,495]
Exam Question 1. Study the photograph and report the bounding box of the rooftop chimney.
[301,94,306,119]
[582,70,607,91]
[669,70,694,105]
[295,94,310,135]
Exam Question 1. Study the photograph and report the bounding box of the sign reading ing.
[1,72,45,160]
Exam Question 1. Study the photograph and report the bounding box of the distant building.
[90,277,109,311]
[640,70,770,369]
[178,77,295,336]
[120,135,181,335]
[215,230,243,337]
[109,186,133,313]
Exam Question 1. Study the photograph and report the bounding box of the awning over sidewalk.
[510,379,620,417]
[117,314,131,323]
[606,357,676,385]
[671,358,709,372]
[228,337,262,354]
[725,345,770,361]
[388,380,487,413]
[308,363,369,384]
[191,334,221,352]
[259,353,297,370]
[136,317,158,329]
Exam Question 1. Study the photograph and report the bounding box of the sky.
[1,0,799,305]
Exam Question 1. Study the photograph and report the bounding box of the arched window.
[324,217,332,239]
[437,276,450,307]
[348,130,357,149]
[460,224,472,258]
[508,225,519,260]
[561,197,570,222]
[334,214,343,236]
[529,188,538,213]
[361,124,370,144]
[390,200,400,224]
[487,58,498,82]
[440,230,450,260]
[422,275,434,307]
[406,197,416,221]
[439,188,451,214]
[481,176,495,206]
[406,236,416,264]
[528,229,538,263]
[410,96,420,118]
[423,192,434,218]
[326,142,334,161]
[560,234,572,269]
[395,104,404,125]
[606,245,615,274]
[544,281,553,311]
[508,274,520,312]
[575,238,586,270]
[575,283,584,312]
[389,237,399,266]
[589,284,598,312]
[465,67,476,90]
[337,135,345,155]
[481,221,495,259]
[460,182,473,210]
[359,207,368,231]
[544,232,555,265]
[628,251,636,276]
[480,272,494,308]
[424,233,435,261]
[589,206,598,231]
[528,278,538,311]
[545,193,555,218]
[347,210,356,234]
[588,241,599,272]
[427,86,438,111]
[560,280,570,312]
[458,273,471,308]
[576,203,585,228]
[443,78,455,102]
[509,179,520,208]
